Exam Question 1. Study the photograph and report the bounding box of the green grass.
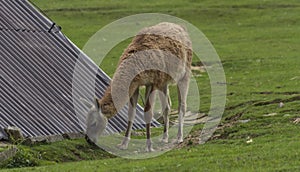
[0,139,114,169]
[2,131,300,171]
[2,0,300,171]
[30,0,300,112]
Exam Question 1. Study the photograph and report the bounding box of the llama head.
[81,98,108,145]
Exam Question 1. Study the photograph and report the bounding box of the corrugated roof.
[0,0,56,32]
[0,0,159,139]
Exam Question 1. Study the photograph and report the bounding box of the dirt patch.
[225,112,243,121]
[225,100,259,110]
[251,91,300,95]
[43,7,117,13]
[225,4,300,10]
[156,111,207,126]
[175,112,245,147]
[254,96,300,106]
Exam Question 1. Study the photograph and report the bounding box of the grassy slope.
[2,0,299,171]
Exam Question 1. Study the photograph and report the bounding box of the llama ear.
[80,98,93,109]
[93,97,100,110]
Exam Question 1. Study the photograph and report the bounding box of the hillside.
[1,0,299,171]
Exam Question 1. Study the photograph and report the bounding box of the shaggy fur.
[99,22,192,117]
[87,22,192,151]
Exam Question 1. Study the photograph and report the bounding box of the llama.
[84,22,192,152]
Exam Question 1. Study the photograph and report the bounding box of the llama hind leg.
[159,86,171,143]
[118,89,139,150]
[177,75,189,143]
[144,85,155,152]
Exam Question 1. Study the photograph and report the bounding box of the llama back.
[119,22,192,68]
[137,22,192,50]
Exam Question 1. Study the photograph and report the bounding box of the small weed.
[1,148,40,168]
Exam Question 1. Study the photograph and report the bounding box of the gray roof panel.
[0,0,160,139]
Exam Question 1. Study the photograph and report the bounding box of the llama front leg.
[159,86,171,143]
[118,89,139,150]
[177,75,189,143]
[144,85,155,152]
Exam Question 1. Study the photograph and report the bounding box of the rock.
[62,132,85,140]
[293,118,300,124]
[24,135,64,145]
[246,139,253,144]
[263,113,277,117]
[4,126,24,143]
[238,119,251,123]
[279,102,284,108]
[47,135,64,142]
[24,136,48,145]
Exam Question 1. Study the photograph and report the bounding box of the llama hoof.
[160,133,169,143]
[146,139,154,152]
[177,138,184,143]
[160,137,168,143]
[145,147,155,152]
[117,137,130,150]
[117,143,128,150]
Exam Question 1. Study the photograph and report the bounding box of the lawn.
[1,0,299,171]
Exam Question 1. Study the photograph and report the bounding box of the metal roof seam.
[0,26,57,34]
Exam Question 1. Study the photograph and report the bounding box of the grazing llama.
[84,22,192,152]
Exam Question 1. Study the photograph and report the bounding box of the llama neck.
[98,85,117,118]
[99,69,138,118]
